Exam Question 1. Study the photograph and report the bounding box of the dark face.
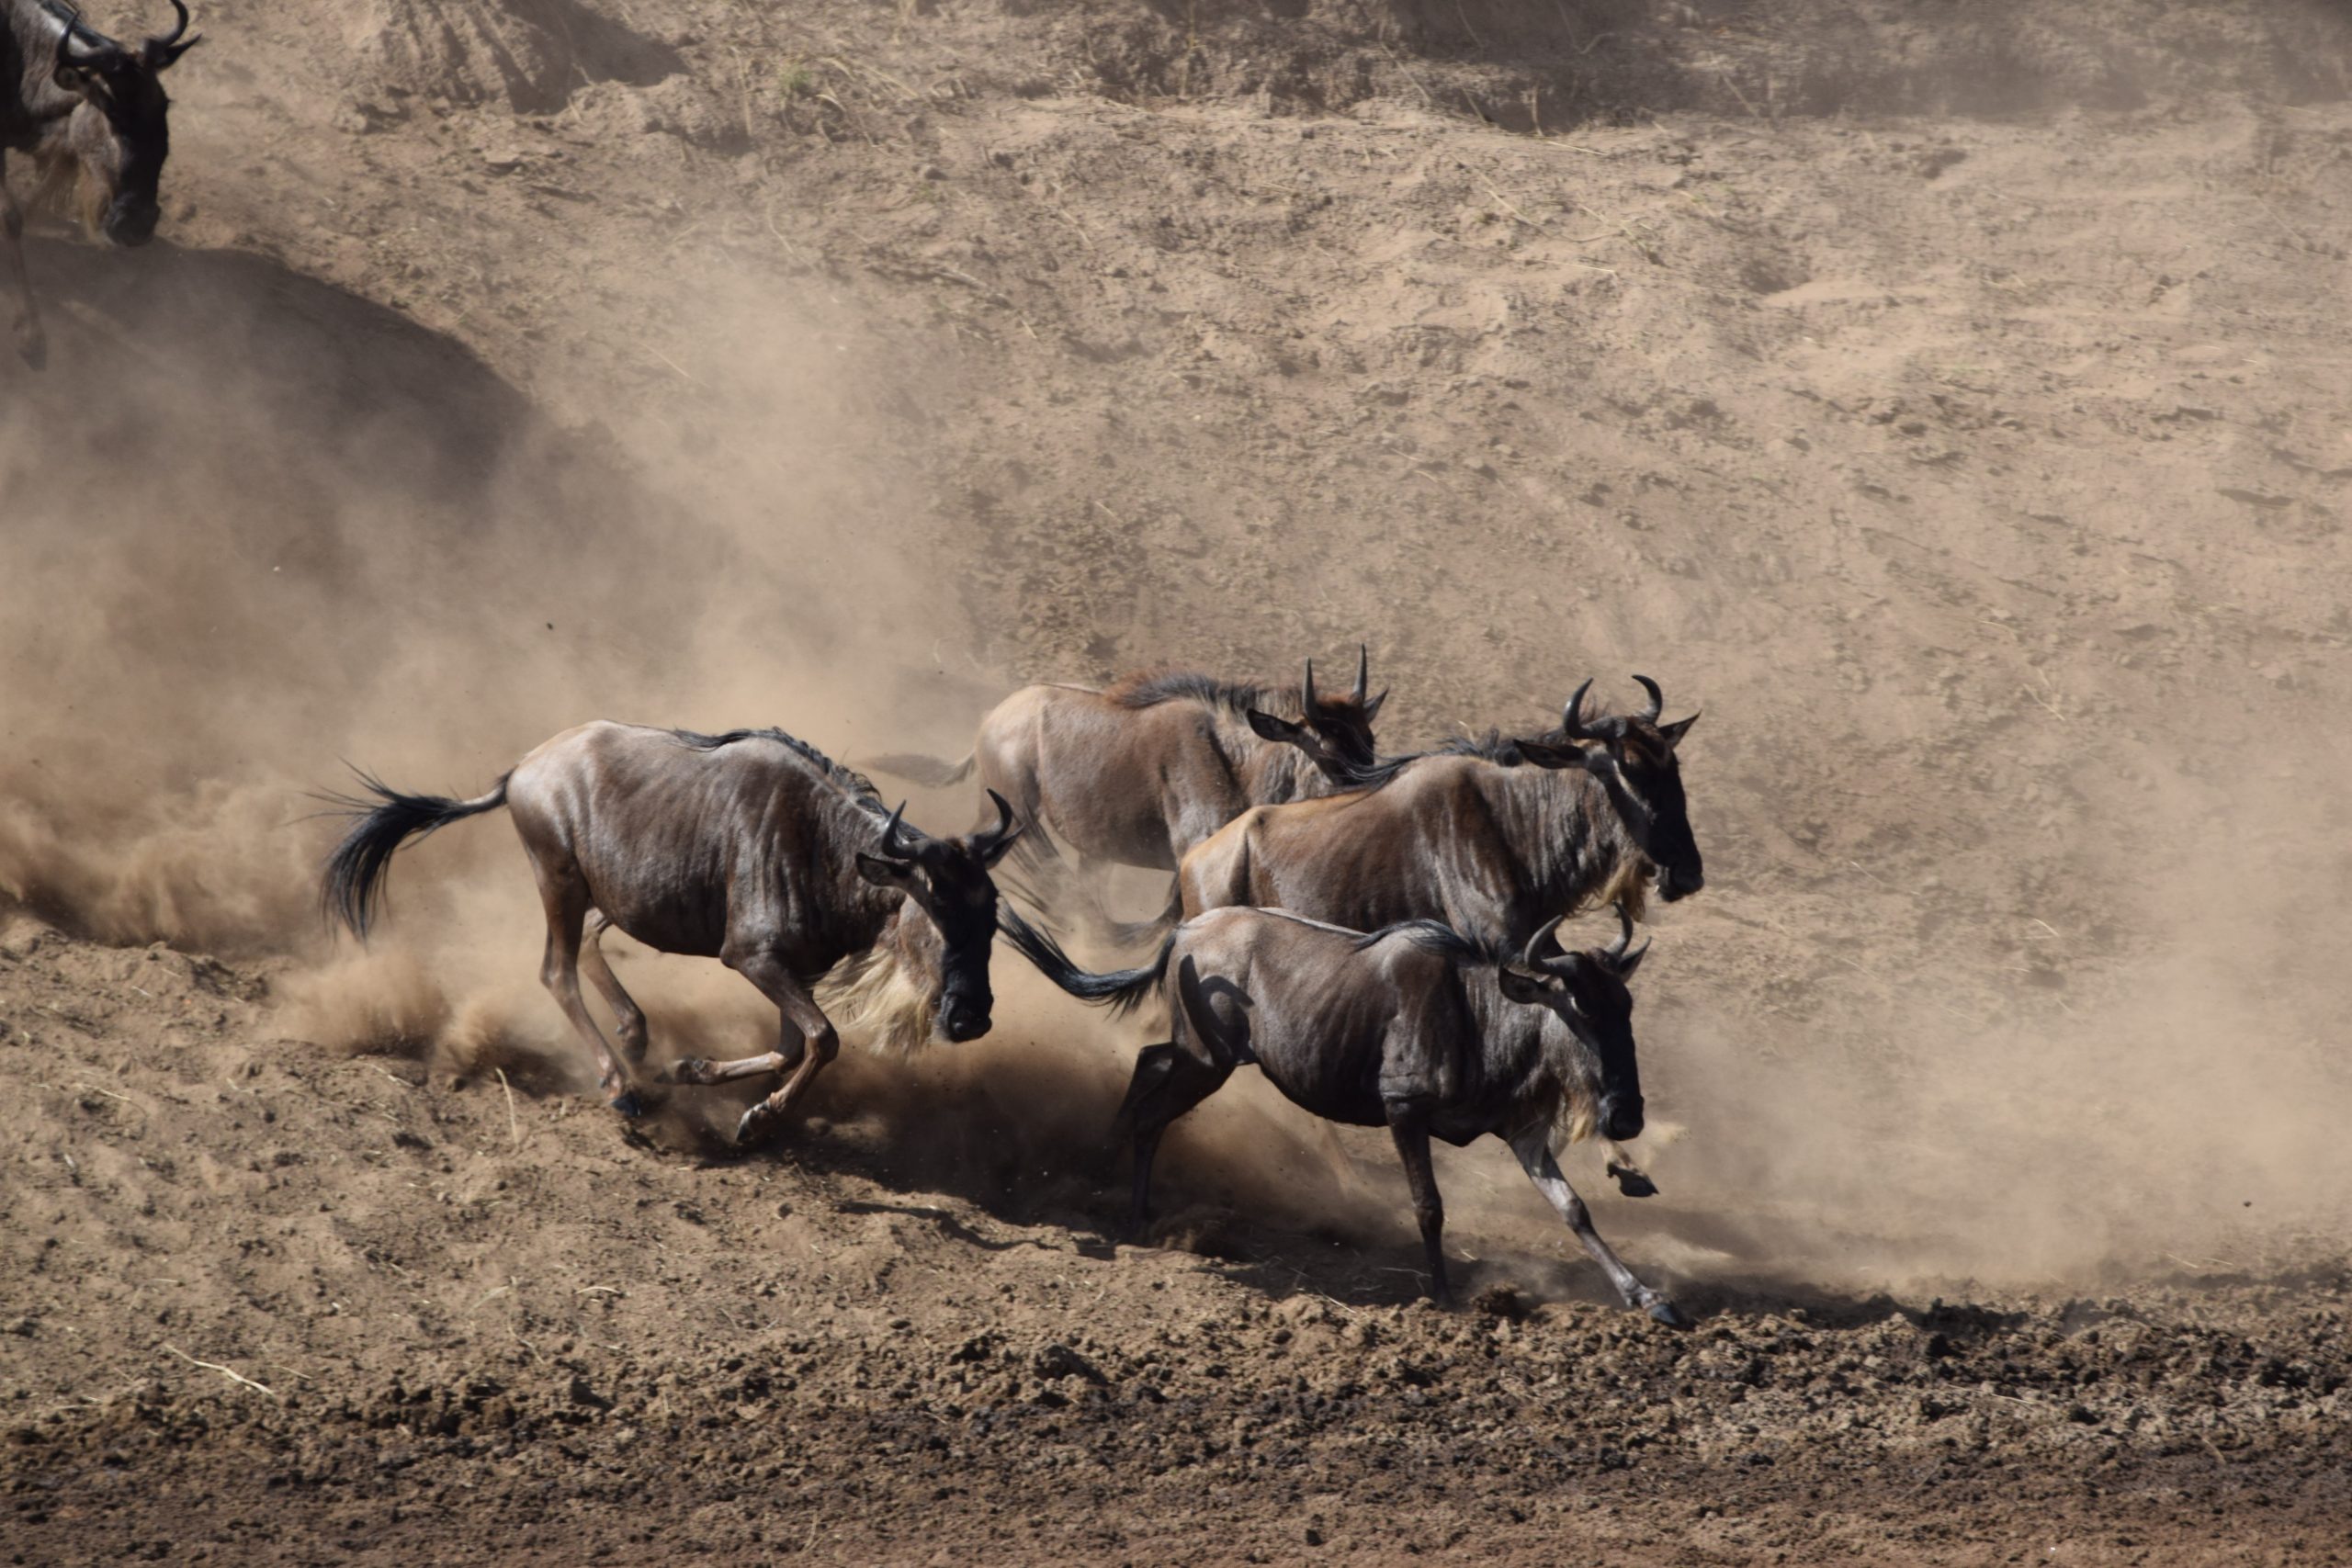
[1244,689,1386,784]
[1499,951,1646,1143]
[1523,709,1704,901]
[1596,721,1703,901]
[856,797,1022,1044]
[53,27,195,248]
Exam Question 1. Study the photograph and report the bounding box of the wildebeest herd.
[322,657,1705,1325]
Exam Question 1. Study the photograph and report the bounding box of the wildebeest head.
[1497,908,1649,1143]
[46,2,198,248]
[1517,675,1704,902]
[854,790,1023,1043]
[1244,647,1387,782]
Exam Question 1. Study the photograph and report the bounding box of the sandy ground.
[5,0,2352,1561]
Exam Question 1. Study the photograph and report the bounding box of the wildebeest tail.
[865,750,977,788]
[997,906,1171,1018]
[319,771,510,940]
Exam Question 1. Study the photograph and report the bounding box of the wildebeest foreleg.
[532,879,641,1116]
[1508,1128,1687,1327]
[1385,1103,1453,1307]
[579,915,650,1065]
[726,952,840,1146]
[1113,1043,1228,1235]
[1,153,45,369]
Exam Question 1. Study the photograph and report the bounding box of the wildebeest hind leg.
[579,915,650,1065]
[1115,1043,1229,1235]
[531,874,640,1116]
[1385,1104,1453,1307]
[1509,1128,1687,1328]
[1,159,44,370]
[726,951,840,1146]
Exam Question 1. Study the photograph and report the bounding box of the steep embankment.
[5,0,2352,1561]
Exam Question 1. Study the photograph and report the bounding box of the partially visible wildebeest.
[321,722,1023,1144]
[2,0,197,367]
[870,648,1387,875]
[1178,676,1703,945]
[1001,900,1686,1324]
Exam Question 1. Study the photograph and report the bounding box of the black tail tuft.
[998,906,1171,1018]
[318,770,510,940]
[865,750,977,788]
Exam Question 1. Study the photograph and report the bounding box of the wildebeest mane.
[1351,918,1511,965]
[672,727,888,818]
[1334,729,1551,792]
[1104,671,1294,718]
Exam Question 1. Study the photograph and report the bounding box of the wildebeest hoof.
[661,1056,715,1086]
[607,1089,649,1120]
[1607,1160,1659,1199]
[1645,1297,1692,1330]
[734,1102,780,1145]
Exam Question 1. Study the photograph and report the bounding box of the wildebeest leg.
[530,873,640,1116]
[1508,1128,1687,1328]
[1385,1103,1453,1308]
[1,153,45,370]
[578,914,650,1066]
[725,951,840,1146]
[1113,1043,1229,1235]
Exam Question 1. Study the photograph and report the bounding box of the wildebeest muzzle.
[1599,1092,1645,1144]
[103,195,160,247]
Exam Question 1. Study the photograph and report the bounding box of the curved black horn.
[878,799,922,861]
[157,0,190,44]
[1560,679,1595,741]
[1521,914,1567,969]
[1605,903,1635,961]
[1631,674,1664,725]
[1351,644,1370,705]
[51,4,107,62]
[978,788,1018,852]
[1301,656,1317,713]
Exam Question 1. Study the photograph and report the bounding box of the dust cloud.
[4,191,2349,1302]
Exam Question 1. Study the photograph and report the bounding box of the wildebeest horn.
[1521,914,1567,969]
[1632,674,1664,724]
[161,0,190,44]
[1351,644,1369,705]
[878,799,922,861]
[51,5,107,62]
[1301,656,1317,713]
[977,788,1019,853]
[1560,679,1595,741]
[1605,903,1634,960]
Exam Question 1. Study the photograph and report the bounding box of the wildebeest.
[870,648,1387,876]
[1177,676,1702,945]
[1,0,197,367]
[322,722,1023,1144]
[1001,901,1686,1325]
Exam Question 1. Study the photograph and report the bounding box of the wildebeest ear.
[1657,712,1699,751]
[1246,708,1306,745]
[1496,965,1556,1006]
[1361,687,1390,721]
[1611,939,1651,979]
[855,852,922,895]
[1512,737,1591,772]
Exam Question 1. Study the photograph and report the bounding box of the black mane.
[673,727,888,818]
[1356,919,1510,965]
[1107,671,1295,718]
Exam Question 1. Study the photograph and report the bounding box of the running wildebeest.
[870,648,1388,875]
[1,0,197,367]
[321,722,1023,1144]
[1001,901,1687,1325]
[1177,676,1702,944]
